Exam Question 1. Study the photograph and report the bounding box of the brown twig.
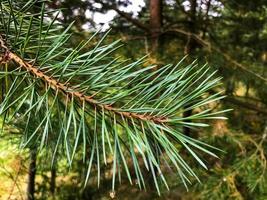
[0,35,11,64]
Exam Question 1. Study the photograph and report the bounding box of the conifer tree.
[0,0,229,196]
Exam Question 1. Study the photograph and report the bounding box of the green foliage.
[191,132,267,200]
[0,0,229,194]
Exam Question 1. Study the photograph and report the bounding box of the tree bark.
[149,0,162,53]
[186,0,198,53]
[27,149,37,200]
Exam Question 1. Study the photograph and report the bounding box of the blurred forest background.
[1,0,267,199]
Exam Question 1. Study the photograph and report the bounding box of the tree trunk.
[27,149,37,200]
[149,0,162,53]
[50,166,56,196]
[183,0,198,136]
[186,0,198,53]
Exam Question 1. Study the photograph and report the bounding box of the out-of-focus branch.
[176,0,190,16]
[225,96,267,115]
[201,0,211,39]
[164,28,267,83]
[95,0,150,32]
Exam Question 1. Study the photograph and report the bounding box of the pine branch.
[1,44,167,123]
[0,0,230,194]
